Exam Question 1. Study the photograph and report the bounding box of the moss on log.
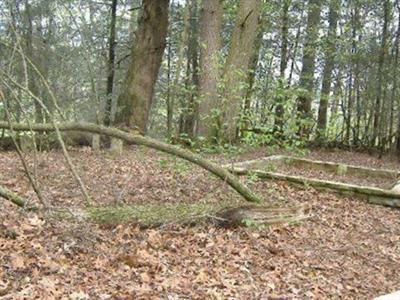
[0,185,28,208]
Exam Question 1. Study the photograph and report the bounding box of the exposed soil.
[0,147,400,299]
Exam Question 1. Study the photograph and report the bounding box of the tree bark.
[197,0,223,140]
[0,122,262,204]
[222,0,263,143]
[115,0,169,134]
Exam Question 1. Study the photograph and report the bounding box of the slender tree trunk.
[296,0,322,138]
[390,6,400,151]
[104,0,118,126]
[346,4,361,147]
[197,0,223,140]
[345,69,353,145]
[172,1,191,138]
[166,38,172,136]
[242,17,265,134]
[24,0,43,124]
[345,6,358,147]
[389,44,398,147]
[354,21,362,146]
[288,12,303,87]
[181,0,200,139]
[316,0,339,141]
[328,69,342,139]
[260,55,275,124]
[372,0,390,147]
[115,0,169,134]
[394,10,400,154]
[274,0,290,134]
[222,0,263,143]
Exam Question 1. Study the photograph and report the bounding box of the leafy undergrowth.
[0,146,400,299]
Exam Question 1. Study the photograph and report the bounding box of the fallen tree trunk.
[0,185,306,228]
[0,122,262,204]
[216,205,309,228]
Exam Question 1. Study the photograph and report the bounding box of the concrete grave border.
[224,155,400,208]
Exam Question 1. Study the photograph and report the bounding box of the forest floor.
[0,146,400,299]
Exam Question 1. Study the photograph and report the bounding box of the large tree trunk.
[115,0,169,134]
[197,0,223,141]
[222,0,262,143]
[316,0,339,141]
[296,0,322,138]
[0,121,262,204]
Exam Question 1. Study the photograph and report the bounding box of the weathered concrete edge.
[279,155,400,178]
[229,168,400,208]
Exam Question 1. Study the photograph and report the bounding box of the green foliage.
[156,156,191,174]
[156,158,169,170]
[200,142,244,156]
[246,171,260,183]
[241,218,266,229]
[264,163,278,173]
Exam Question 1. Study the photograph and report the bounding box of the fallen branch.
[0,186,307,228]
[0,121,262,204]
[51,203,308,228]
[0,185,29,208]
